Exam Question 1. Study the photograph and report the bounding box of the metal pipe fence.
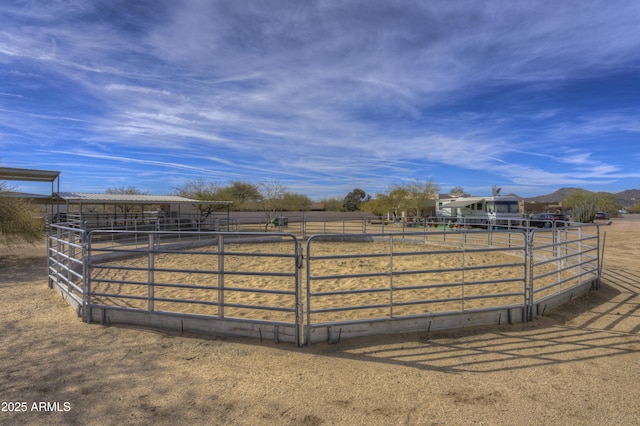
[86,230,303,345]
[58,212,577,239]
[47,222,600,346]
[304,231,529,344]
[528,225,600,318]
[48,224,87,316]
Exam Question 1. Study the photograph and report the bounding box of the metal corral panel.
[50,281,83,318]
[532,279,596,316]
[88,308,299,344]
[307,307,526,344]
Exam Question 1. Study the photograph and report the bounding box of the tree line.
[167,178,444,218]
[0,177,634,245]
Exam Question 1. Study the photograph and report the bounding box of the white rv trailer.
[435,195,521,227]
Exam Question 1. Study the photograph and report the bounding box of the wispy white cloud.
[1,0,640,197]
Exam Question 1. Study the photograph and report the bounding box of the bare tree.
[257,180,285,231]
[173,179,223,223]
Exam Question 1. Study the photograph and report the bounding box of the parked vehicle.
[594,212,610,220]
[435,195,521,227]
[527,213,567,228]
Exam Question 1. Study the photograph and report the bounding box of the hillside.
[523,188,580,203]
[523,188,640,207]
[613,189,640,207]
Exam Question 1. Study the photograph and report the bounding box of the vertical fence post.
[148,233,155,312]
[597,226,603,290]
[461,237,466,312]
[218,234,225,319]
[82,230,89,323]
[527,231,535,321]
[305,236,314,346]
[296,239,303,347]
[67,230,75,292]
[56,226,62,285]
[389,235,394,319]
[578,226,583,285]
[555,228,562,288]
[47,227,54,289]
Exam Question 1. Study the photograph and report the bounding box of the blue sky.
[1,1,640,200]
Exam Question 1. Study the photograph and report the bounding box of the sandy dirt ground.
[1,218,639,425]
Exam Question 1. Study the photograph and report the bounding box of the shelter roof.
[1,191,54,200]
[0,167,60,182]
[56,192,231,205]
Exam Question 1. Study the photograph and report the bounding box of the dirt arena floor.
[1,218,639,425]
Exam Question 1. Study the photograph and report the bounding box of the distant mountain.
[523,188,581,203]
[613,189,640,207]
[523,187,640,207]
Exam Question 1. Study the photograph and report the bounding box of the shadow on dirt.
[301,266,640,374]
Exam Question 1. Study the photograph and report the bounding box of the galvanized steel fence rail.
[47,223,600,346]
[86,230,303,345]
[528,225,600,319]
[48,224,87,317]
[304,231,529,344]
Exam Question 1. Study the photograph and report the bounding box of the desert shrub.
[0,183,45,245]
[564,189,598,223]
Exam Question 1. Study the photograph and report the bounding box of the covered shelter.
[0,166,61,220]
[54,192,232,231]
[0,166,61,191]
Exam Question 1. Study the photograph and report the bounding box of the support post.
[148,233,155,312]
[218,235,225,319]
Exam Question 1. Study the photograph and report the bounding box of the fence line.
[47,223,600,346]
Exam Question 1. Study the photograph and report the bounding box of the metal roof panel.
[56,192,231,204]
[0,167,60,182]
